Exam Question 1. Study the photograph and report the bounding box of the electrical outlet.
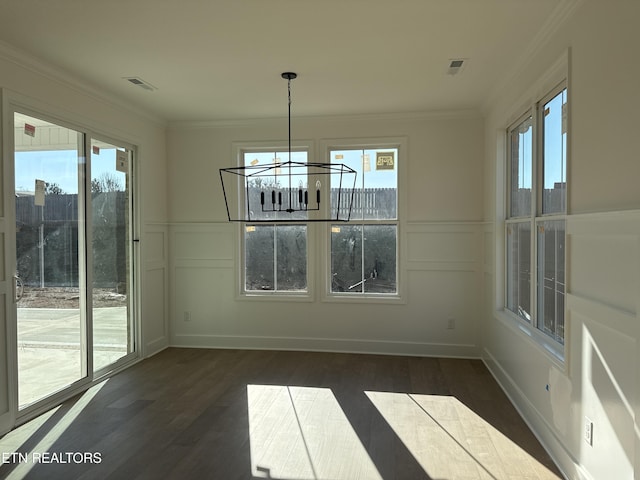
[447,318,456,330]
[184,311,191,322]
[584,417,593,446]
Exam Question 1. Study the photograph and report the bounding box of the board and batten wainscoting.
[168,221,486,358]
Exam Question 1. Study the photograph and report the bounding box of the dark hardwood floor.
[0,348,563,479]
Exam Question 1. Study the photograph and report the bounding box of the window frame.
[320,138,406,304]
[503,80,568,359]
[235,141,315,300]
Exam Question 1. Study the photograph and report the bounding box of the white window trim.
[496,52,569,364]
[233,140,316,301]
[319,137,407,305]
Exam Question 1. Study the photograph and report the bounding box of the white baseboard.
[170,334,480,358]
[145,336,169,357]
[482,348,589,480]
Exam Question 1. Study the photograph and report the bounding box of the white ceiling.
[0,0,569,123]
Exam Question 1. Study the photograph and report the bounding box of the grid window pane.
[331,224,396,293]
[244,150,308,221]
[331,225,363,292]
[331,148,397,220]
[537,220,565,344]
[509,116,532,218]
[276,225,307,290]
[363,225,396,293]
[245,225,275,291]
[245,225,308,292]
[541,89,567,214]
[506,222,532,321]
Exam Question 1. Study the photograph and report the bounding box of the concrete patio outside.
[17,307,129,407]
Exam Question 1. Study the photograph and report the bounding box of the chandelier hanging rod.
[218,71,357,222]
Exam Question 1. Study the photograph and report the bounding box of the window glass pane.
[244,150,308,221]
[245,225,307,292]
[276,225,307,291]
[331,225,363,292]
[331,224,396,294]
[506,222,531,321]
[363,225,396,293]
[509,116,532,218]
[541,88,567,214]
[363,149,397,220]
[245,225,274,291]
[537,220,565,344]
[330,148,397,220]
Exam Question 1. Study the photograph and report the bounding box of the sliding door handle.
[14,275,24,303]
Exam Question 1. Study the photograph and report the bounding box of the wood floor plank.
[0,348,563,480]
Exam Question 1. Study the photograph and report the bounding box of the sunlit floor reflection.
[366,392,560,480]
[248,385,382,480]
[0,380,108,479]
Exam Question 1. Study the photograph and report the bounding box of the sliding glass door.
[90,138,134,372]
[12,112,136,413]
[14,113,87,408]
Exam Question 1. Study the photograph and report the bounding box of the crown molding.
[0,40,166,127]
[167,108,483,130]
[481,0,585,114]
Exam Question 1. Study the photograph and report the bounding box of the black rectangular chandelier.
[219,72,357,223]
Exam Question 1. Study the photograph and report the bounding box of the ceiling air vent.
[123,76,157,91]
[447,59,467,76]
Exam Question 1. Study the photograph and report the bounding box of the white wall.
[166,113,485,356]
[482,1,640,478]
[0,43,170,367]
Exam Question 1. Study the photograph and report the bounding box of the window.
[329,147,398,295]
[506,84,567,345]
[242,149,308,293]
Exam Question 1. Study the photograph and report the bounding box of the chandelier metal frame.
[219,72,357,223]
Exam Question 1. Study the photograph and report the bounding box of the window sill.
[239,291,314,303]
[495,309,565,369]
[322,292,405,305]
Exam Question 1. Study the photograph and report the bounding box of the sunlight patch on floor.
[0,380,108,479]
[247,385,382,480]
[365,391,560,480]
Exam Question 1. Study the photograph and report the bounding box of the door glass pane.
[14,113,86,408]
[91,139,132,371]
